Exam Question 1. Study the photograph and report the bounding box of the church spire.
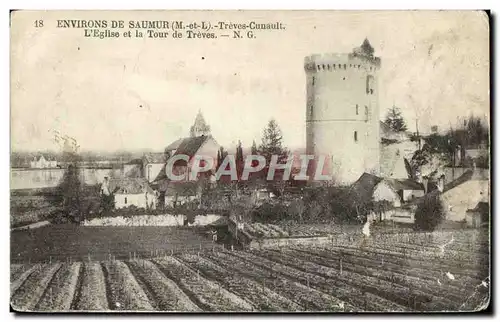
[190,110,211,137]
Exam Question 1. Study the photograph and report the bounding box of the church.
[152,110,220,183]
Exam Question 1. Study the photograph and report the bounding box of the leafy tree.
[54,163,84,223]
[451,115,489,149]
[384,106,408,133]
[258,119,289,197]
[216,149,222,169]
[414,192,446,231]
[251,140,258,155]
[236,140,244,180]
[259,119,288,164]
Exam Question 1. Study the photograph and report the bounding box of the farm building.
[465,202,489,228]
[353,173,424,208]
[143,152,166,183]
[352,173,425,223]
[440,169,490,222]
[107,177,158,209]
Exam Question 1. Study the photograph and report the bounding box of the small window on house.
[343,64,347,70]
[354,131,358,142]
[338,64,341,69]
[322,64,326,70]
[317,65,320,70]
[356,104,359,115]
[124,197,128,204]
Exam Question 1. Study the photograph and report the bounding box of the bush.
[252,201,288,223]
[414,192,446,231]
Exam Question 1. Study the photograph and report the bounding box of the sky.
[11,11,489,153]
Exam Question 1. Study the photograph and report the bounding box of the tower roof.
[349,38,381,67]
[360,38,374,57]
[190,110,211,137]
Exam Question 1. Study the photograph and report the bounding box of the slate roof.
[467,201,489,214]
[108,178,155,194]
[173,135,209,158]
[385,178,424,191]
[165,137,186,152]
[443,169,473,192]
[351,172,383,201]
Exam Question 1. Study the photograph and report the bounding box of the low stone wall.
[81,214,222,227]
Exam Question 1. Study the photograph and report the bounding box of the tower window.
[124,197,128,204]
[317,65,321,70]
[343,64,347,70]
[356,104,359,115]
[366,75,375,94]
[365,106,369,120]
[338,64,341,69]
[309,105,313,118]
[354,131,358,142]
[322,64,326,70]
[312,76,315,86]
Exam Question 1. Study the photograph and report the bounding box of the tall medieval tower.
[305,39,381,185]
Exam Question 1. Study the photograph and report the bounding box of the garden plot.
[176,253,301,312]
[125,260,200,312]
[35,262,81,311]
[203,251,354,312]
[74,262,108,310]
[154,256,253,312]
[11,263,61,311]
[101,261,153,311]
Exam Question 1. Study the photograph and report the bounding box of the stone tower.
[190,110,211,137]
[305,39,381,184]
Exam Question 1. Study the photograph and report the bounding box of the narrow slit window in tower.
[356,104,359,115]
[344,64,347,70]
[366,75,375,94]
[354,131,358,142]
[125,197,128,205]
[312,76,315,86]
